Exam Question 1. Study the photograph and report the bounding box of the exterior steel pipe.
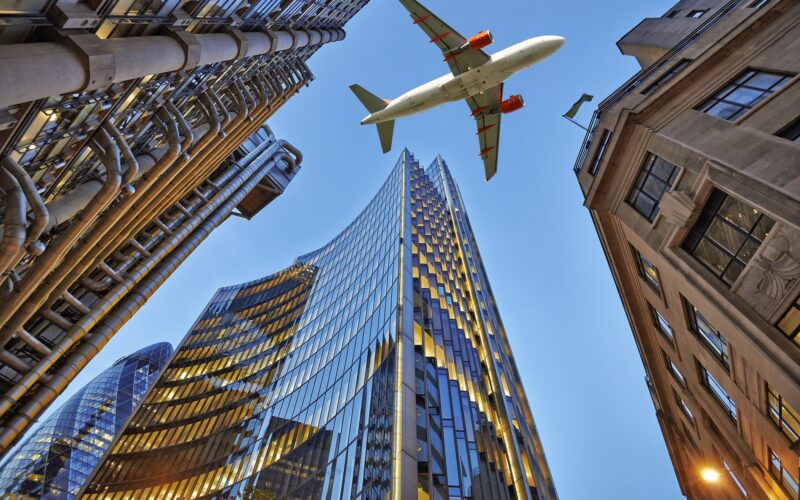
[0,28,345,108]
[0,129,123,335]
[0,168,26,276]
[0,82,292,423]
[278,140,303,171]
[2,157,49,251]
[0,148,297,447]
[0,114,182,342]
[104,123,139,186]
[0,96,224,344]
[0,142,287,430]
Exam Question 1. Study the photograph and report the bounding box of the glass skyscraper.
[0,342,172,499]
[83,151,556,499]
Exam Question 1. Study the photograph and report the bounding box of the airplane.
[350,0,564,180]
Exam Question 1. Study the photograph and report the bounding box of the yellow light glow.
[701,468,721,483]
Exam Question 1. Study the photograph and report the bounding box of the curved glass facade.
[84,151,555,499]
[0,342,172,499]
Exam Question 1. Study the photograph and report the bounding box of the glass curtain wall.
[0,343,172,499]
[83,151,555,500]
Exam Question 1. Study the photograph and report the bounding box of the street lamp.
[701,467,722,483]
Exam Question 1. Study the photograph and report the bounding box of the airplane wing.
[467,84,503,180]
[399,0,491,76]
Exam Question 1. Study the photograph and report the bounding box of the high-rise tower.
[0,342,172,498]
[0,0,369,454]
[82,151,557,499]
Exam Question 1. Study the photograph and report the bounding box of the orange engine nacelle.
[468,31,494,50]
[500,95,525,114]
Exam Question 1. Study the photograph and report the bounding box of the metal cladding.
[0,0,369,456]
[0,342,173,499]
[81,151,557,500]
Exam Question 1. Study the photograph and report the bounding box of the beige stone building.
[574,0,800,498]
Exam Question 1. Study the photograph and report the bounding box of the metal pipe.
[166,101,194,153]
[104,123,139,186]
[0,98,221,344]
[0,29,344,108]
[0,351,31,375]
[279,140,303,171]
[15,329,51,357]
[0,168,26,276]
[0,128,123,337]
[0,85,287,422]
[0,142,286,430]
[0,146,290,445]
[2,157,49,251]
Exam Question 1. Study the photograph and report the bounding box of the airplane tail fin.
[350,84,394,153]
[350,84,389,113]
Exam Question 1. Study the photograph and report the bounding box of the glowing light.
[701,468,721,483]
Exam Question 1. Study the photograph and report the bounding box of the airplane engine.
[500,95,525,114]
[468,31,493,50]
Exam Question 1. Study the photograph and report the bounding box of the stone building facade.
[574,0,800,497]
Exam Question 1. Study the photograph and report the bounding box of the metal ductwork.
[0,28,345,109]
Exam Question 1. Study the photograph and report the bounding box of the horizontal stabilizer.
[350,84,389,113]
[377,120,394,154]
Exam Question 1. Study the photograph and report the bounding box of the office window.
[652,306,674,343]
[663,351,686,387]
[687,9,708,17]
[685,300,730,369]
[698,69,793,121]
[666,10,680,18]
[778,295,800,344]
[627,154,679,221]
[588,129,612,175]
[675,391,695,423]
[767,383,800,442]
[769,448,800,498]
[700,365,737,422]
[633,248,661,292]
[777,117,800,143]
[642,59,691,96]
[682,189,775,286]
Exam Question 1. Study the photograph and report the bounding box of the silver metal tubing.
[104,123,139,186]
[0,168,26,277]
[0,28,346,108]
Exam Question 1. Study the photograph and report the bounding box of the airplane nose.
[547,35,565,52]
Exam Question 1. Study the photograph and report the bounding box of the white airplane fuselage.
[361,35,564,125]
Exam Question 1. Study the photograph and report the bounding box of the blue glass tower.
[85,151,556,499]
[0,342,172,499]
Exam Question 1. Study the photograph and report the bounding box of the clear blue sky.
[38,1,683,498]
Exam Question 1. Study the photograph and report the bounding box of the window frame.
[777,117,800,143]
[684,299,730,370]
[767,383,800,443]
[663,351,686,388]
[626,153,680,222]
[633,247,662,293]
[651,306,674,344]
[641,59,691,96]
[687,9,708,17]
[769,447,800,499]
[674,390,695,424]
[699,363,737,422]
[682,189,775,287]
[778,294,800,344]
[588,129,612,175]
[697,69,794,121]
